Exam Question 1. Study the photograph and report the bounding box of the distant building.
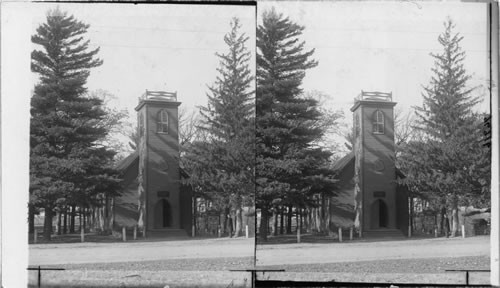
[113,90,192,237]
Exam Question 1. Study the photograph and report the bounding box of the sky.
[258,1,490,154]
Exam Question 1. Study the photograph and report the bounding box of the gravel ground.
[28,270,251,288]
[30,237,254,265]
[45,256,254,271]
[256,236,489,266]
[257,255,490,273]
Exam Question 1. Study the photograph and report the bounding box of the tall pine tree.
[30,8,121,240]
[399,18,490,237]
[183,18,255,237]
[256,8,336,241]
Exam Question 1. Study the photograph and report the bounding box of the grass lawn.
[29,231,232,245]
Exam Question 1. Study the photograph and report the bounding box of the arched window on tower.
[373,110,385,134]
[157,109,169,133]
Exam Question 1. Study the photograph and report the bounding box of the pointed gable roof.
[115,151,139,172]
[331,151,405,178]
[115,150,189,179]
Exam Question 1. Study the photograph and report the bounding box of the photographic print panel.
[2,2,256,287]
[254,1,492,285]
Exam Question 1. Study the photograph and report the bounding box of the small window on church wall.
[373,110,385,134]
[157,110,169,133]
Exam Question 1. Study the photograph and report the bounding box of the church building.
[113,90,192,237]
[327,91,409,238]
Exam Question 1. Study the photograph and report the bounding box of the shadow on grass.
[256,232,441,245]
[29,232,250,245]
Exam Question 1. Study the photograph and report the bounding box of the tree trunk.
[192,196,197,237]
[70,204,76,233]
[299,208,304,232]
[437,205,445,236]
[29,205,35,234]
[43,206,53,241]
[306,208,311,233]
[83,208,86,232]
[89,207,95,232]
[79,208,82,232]
[57,211,62,235]
[320,194,326,233]
[409,197,414,235]
[101,205,107,232]
[259,207,268,241]
[279,208,284,235]
[286,205,292,234]
[297,211,301,243]
[222,207,230,235]
[63,208,67,234]
[296,208,300,233]
[273,209,278,236]
[235,208,242,237]
[450,195,459,237]
[103,198,109,233]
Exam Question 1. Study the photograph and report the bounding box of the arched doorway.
[371,199,389,229]
[154,199,171,228]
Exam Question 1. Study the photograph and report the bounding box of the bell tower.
[136,90,181,234]
[351,91,397,237]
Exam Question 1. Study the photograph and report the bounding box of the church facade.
[326,91,409,237]
[113,90,192,237]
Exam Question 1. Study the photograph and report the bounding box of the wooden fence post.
[349,227,353,240]
[81,228,84,243]
[245,225,249,239]
[122,227,126,242]
[133,226,137,240]
[338,227,343,242]
[34,230,37,244]
[297,224,301,243]
[462,224,466,238]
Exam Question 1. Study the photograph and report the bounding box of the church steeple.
[135,90,182,233]
[351,91,397,236]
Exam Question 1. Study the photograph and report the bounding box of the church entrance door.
[154,199,172,228]
[371,199,389,229]
[378,200,388,228]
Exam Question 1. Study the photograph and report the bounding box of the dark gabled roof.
[396,166,405,179]
[331,151,406,179]
[180,166,189,179]
[116,151,138,172]
[331,152,354,172]
[115,150,189,179]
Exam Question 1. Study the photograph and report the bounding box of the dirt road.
[255,236,490,285]
[30,237,255,266]
[256,235,490,266]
